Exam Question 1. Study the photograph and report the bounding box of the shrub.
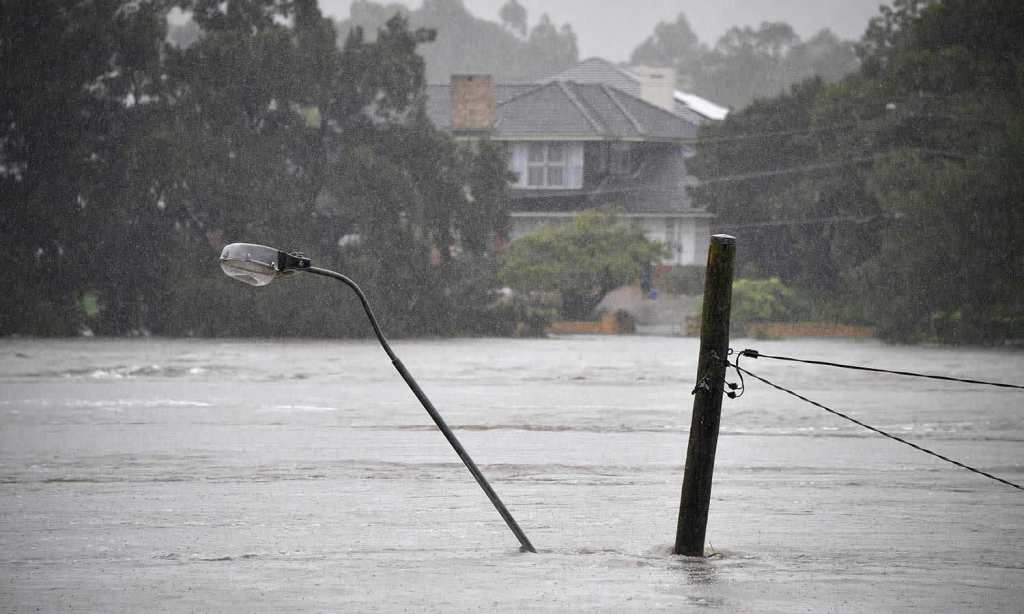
[657,265,706,294]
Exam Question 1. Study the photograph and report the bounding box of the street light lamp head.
[219,242,311,286]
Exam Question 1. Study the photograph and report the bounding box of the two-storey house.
[426,61,723,266]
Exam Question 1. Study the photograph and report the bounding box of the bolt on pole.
[674,234,736,556]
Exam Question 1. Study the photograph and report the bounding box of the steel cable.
[737,349,1024,390]
[727,361,1023,492]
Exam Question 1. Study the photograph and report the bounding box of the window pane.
[547,143,564,162]
[527,166,544,186]
[528,143,545,162]
[547,166,564,186]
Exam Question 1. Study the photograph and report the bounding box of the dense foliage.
[499,212,666,320]
[0,0,513,337]
[630,13,859,109]
[336,0,578,83]
[689,0,1024,344]
[730,278,810,324]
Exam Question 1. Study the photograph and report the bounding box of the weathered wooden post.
[674,234,735,556]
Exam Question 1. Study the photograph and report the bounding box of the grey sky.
[317,0,885,62]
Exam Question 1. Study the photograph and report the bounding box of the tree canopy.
[689,0,1024,344]
[499,212,666,320]
[0,0,513,337]
[337,0,578,82]
[630,14,859,109]
[498,0,527,38]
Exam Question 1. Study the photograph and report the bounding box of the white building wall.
[692,218,711,264]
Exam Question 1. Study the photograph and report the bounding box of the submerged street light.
[219,243,536,553]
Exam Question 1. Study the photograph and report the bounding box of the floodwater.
[1,336,1021,612]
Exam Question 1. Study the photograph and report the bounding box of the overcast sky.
[317,0,884,62]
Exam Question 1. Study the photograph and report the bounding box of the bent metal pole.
[302,266,537,553]
[674,234,735,556]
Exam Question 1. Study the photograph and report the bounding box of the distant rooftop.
[425,80,699,141]
[543,57,729,122]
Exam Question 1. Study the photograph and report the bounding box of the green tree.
[630,13,705,90]
[525,14,577,73]
[459,140,513,255]
[1,1,519,338]
[631,13,702,67]
[498,0,527,38]
[697,22,799,108]
[845,0,1024,342]
[338,1,577,82]
[688,76,879,296]
[0,0,173,335]
[785,29,859,86]
[629,15,859,110]
[730,277,808,324]
[690,0,1024,344]
[499,212,666,320]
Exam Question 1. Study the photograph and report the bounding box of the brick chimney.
[450,74,494,131]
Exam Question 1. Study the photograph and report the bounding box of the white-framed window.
[511,142,583,189]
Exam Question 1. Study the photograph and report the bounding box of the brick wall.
[450,75,494,131]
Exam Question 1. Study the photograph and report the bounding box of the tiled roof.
[672,102,710,125]
[426,81,698,141]
[425,83,535,131]
[540,57,729,122]
[540,57,641,97]
[494,82,605,137]
[597,86,698,140]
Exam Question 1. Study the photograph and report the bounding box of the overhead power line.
[737,349,1024,390]
[733,362,1023,492]
[682,112,1007,146]
[718,350,1024,492]
[698,156,881,185]
[715,213,889,229]
[682,122,862,145]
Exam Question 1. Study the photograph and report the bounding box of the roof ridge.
[542,57,641,87]
[557,81,607,136]
[607,61,642,83]
[492,83,546,130]
[494,83,545,108]
[613,85,700,130]
[579,57,641,84]
[601,84,645,135]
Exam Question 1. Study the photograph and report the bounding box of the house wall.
[692,218,712,264]
[636,217,700,266]
[583,142,605,186]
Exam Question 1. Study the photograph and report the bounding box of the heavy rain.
[2,1,1022,611]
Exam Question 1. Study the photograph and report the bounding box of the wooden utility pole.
[674,234,736,556]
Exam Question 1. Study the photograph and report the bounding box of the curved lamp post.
[219,243,536,553]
